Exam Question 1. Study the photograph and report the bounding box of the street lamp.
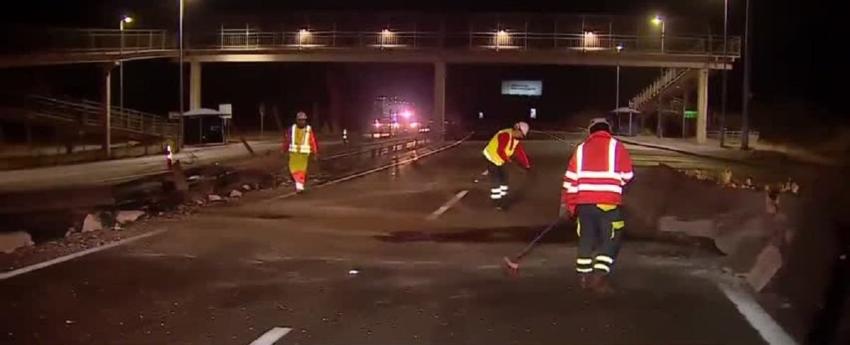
[720,0,729,147]
[495,29,509,50]
[178,0,185,148]
[298,28,311,47]
[652,15,666,53]
[119,15,132,115]
[380,28,393,47]
[616,44,623,112]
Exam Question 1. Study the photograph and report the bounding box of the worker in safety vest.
[482,121,532,209]
[562,118,634,294]
[282,111,319,193]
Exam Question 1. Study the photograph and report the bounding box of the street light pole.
[615,44,623,111]
[720,0,728,147]
[741,0,752,150]
[119,16,132,118]
[178,0,185,148]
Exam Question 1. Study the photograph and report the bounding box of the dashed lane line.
[249,327,292,345]
[426,190,469,220]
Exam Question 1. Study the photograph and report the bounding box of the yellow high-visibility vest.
[482,128,519,166]
[290,125,312,154]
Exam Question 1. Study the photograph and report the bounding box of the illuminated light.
[652,15,663,26]
[616,44,624,52]
[497,30,508,37]
[374,120,381,128]
[381,29,392,36]
[582,31,599,48]
[584,31,595,37]
[401,110,412,119]
[410,122,419,129]
[123,16,133,24]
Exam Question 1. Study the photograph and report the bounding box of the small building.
[180,108,229,145]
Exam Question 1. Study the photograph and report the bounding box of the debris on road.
[0,231,34,254]
[81,213,104,232]
[242,184,252,191]
[348,269,360,275]
[208,194,224,202]
[116,210,146,225]
[229,190,243,198]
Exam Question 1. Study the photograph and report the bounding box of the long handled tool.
[502,218,565,276]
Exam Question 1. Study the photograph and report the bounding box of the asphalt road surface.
[0,140,777,345]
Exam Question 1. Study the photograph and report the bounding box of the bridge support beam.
[433,61,446,138]
[102,64,113,158]
[190,61,202,110]
[696,68,709,144]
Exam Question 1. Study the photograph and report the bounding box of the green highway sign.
[683,110,698,119]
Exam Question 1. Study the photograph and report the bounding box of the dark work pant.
[575,204,625,275]
[487,163,508,206]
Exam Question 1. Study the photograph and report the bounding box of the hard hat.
[514,121,530,136]
[296,111,308,120]
[588,117,611,132]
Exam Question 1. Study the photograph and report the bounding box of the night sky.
[2,0,847,135]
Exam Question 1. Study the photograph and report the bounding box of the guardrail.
[26,96,177,138]
[707,130,759,144]
[205,27,741,57]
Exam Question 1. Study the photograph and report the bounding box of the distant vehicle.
[368,96,428,138]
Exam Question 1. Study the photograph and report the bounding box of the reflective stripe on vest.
[290,125,312,154]
[571,138,625,188]
[483,129,518,166]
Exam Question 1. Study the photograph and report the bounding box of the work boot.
[590,272,615,295]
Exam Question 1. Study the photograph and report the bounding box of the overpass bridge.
[0,14,741,155]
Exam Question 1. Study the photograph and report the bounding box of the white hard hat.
[588,117,611,132]
[515,121,530,136]
[296,111,308,120]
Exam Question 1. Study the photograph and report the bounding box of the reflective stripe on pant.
[488,163,508,202]
[289,153,310,191]
[576,204,624,274]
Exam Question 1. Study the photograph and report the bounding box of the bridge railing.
[0,29,171,54]
[201,27,741,57]
[22,96,177,138]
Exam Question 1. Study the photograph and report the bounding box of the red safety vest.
[562,131,634,209]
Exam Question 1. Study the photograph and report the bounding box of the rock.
[718,169,733,186]
[116,210,146,224]
[82,213,104,232]
[229,190,243,198]
[0,231,34,254]
[242,184,252,191]
[208,194,224,202]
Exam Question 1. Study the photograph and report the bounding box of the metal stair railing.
[628,68,690,110]
[25,95,177,138]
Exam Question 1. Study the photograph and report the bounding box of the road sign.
[219,104,233,119]
[684,110,698,119]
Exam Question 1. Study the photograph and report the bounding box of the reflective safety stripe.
[576,258,593,265]
[593,263,611,272]
[576,220,581,237]
[565,171,579,180]
[612,221,625,230]
[596,204,617,212]
[500,185,509,190]
[608,138,618,174]
[577,267,594,273]
[576,184,623,194]
[491,194,503,199]
[290,125,313,154]
[621,171,634,181]
[576,144,584,173]
[595,255,614,264]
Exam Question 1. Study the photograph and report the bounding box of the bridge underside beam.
[185,51,735,70]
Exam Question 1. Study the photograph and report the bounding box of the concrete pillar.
[102,65,113,158]
[697,68,709,144]
[433,61,446,138]
[190,61,202,110]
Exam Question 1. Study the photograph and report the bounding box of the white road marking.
[0,229,168,281]
[719,283,798,345]
[249,327,292,345]
[426,190,469,220]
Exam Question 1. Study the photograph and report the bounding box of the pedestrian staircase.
[628,68,692,112]
[1,95,177,140]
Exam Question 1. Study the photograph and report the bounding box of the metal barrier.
[208,27,740,57]
[26,96,177,138]
[42,29,171,52]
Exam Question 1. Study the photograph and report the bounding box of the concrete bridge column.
[433,61,446,138]
[102,64,113,158]
[697,68,709,144]
[190,61,202,110]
